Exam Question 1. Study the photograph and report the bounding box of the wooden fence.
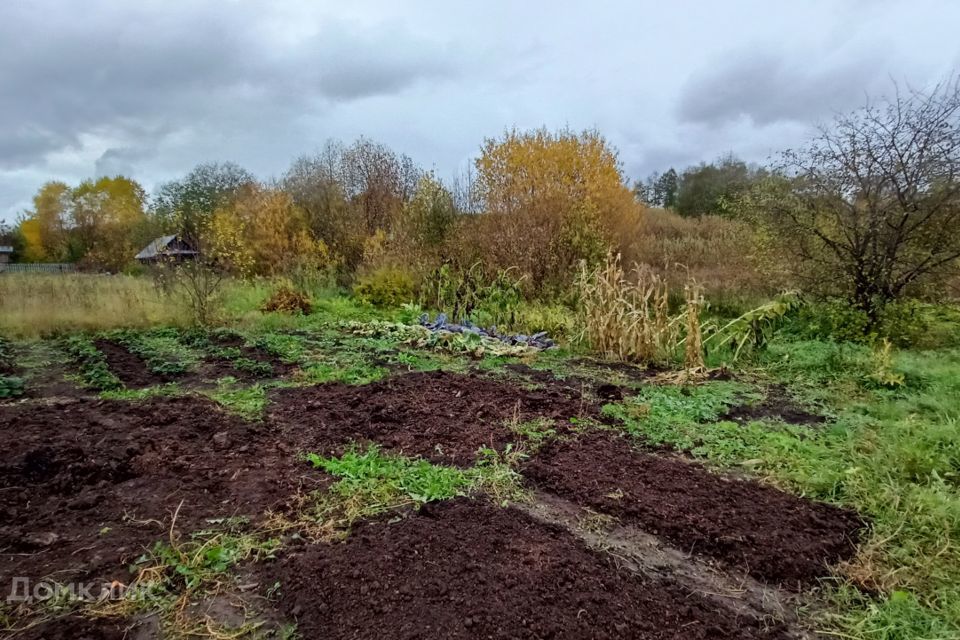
[0,263,77,274]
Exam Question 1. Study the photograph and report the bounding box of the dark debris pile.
[418,313,556,350]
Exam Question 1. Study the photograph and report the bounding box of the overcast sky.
[2,0,958,223]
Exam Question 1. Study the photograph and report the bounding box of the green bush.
[353,266,415,308]
[790,299,930,347]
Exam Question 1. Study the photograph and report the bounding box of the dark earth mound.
[93,339,167,388]
[269,370,595,466]
[523,432,863,587]
[0,396,326,586]
[265,498,788,640]
[9,615,147,640]
[719,384,826,426]
[504,363,626,401]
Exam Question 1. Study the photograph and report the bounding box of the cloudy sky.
[2,0,958,223]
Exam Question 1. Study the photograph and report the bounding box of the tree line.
[5,77,960,329]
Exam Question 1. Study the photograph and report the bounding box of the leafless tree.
[772,77,960,324]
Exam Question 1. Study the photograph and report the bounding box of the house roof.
[135,235,198,260]
[0,246,13,253]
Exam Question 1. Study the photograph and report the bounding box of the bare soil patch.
[9,615,153,640]
[504,363,626,401]
[93,339,167,388]
[0,396,327,586]
[522,432,864,587]
[269,370,595,466]
[719,384,825,426]
[264,498,789,640]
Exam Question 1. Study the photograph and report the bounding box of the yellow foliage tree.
[20,181,71,262]
[472,128,640,291]
[72,176,148,271]
[18,218,47,262]
[211,185,333,279]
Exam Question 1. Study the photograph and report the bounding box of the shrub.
[791,299,930,347]
[353,266,415,308]
[260,283,312,315]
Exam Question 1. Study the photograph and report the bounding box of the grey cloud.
[94,146,154,178]
[677,48,889,126]
[0,2,460,169]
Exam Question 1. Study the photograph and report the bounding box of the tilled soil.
[0,396,327,586]
[504,363,626,401]
[522,432,864,587]
[9,615,150,640]
[93,339,167,388]
[719,384,826,426]
[269,370,596,466]
[264,498,789,640]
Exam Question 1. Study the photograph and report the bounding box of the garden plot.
[93,338,172,388]
[1,334,873,639]
[522,431,864,587]
[269,370,597,466]
[0,395,327,588]
[263,498,790,640]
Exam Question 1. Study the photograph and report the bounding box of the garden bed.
[0,396,326,586]
[269,370,596,466]
[522,431,864,586]
[264,498,789,640]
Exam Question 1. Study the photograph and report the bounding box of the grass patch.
[301,445,526,533]
[602,380,751,451]
[201,378,269,419]
[104,328,203,377]
[0,273,191,338]
[507,417,558,451]
[100,383,183,401]
[607,338,960,637]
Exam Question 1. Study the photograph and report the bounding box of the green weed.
[603,381,749,448]
[61,335,123,391]
[100,383,182,401]
[206,381,267,419]
[103,328,202,377]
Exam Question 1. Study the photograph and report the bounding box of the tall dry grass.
[0,274,189,337]
[621,208,788,300]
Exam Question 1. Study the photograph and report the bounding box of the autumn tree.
[341,137,420,234]
[753,79,960,326]
[71,176,148,271]
[473,127,639,291]
[211,185,332,278]
[282,139,421,277]
[398,173,457,249]
[19,181,71,262]
[283,144,364,273]
[152,162,255,246]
